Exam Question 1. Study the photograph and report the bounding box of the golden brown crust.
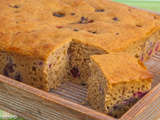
[7,28,72,59]
[91,53,153,85]
[0,0,160,59]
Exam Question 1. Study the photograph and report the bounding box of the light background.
[113,0,160,12]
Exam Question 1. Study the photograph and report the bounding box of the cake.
[87,52,153,118]
[0,0,160,90]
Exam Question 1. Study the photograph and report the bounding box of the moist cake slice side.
[0,29,72,91]
[87,52,153,118]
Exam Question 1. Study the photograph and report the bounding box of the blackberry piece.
[53,12,65,17]
[70,67,80,78]
[15,73,23,82]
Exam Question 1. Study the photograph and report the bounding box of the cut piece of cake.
[0,28,72,91]
[87,52,153,118]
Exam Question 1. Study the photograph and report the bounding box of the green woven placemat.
[0,0,160,120]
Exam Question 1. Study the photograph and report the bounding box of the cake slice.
[87,52,153,118]
[0,28,72,91]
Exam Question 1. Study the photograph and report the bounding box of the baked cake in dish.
[87,52,153,118]
[0,0,160,90]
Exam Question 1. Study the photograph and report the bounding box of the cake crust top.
[91,53,153,85]
[0,0,160,59]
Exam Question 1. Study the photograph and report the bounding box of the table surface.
[0,0,160,120]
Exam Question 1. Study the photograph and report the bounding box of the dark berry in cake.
[95,9,104,12]
[113,105,118,110]
[73,29,78,31]
[140,53,144,61]
[56,26,63,29]
[81,17,87,21]
[87,20,94,23]
[49,64,52,68]
[77,17,87,24]
[13,5,19,8]
[155,42,159,52]
[7,57,12,62]
[112,17,119,21]
[148,49,153,56]
[116,33,119,35]
[53,12,65,17]
[15,73,23,82]
[3,69,9,77]
[123,97,137,105]
[71,13,75,15]
[133,91,147,98]
[9,5,19,8]
[70,67,80,78]
[5,63,14,73]
[77,17,94,24]
[38,62,43,67]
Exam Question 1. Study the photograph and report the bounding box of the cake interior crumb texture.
[87,53,153,118]
[68,40,106,85]
[0,0,159,90]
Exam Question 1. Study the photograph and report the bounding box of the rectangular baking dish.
[0,10,159,120]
